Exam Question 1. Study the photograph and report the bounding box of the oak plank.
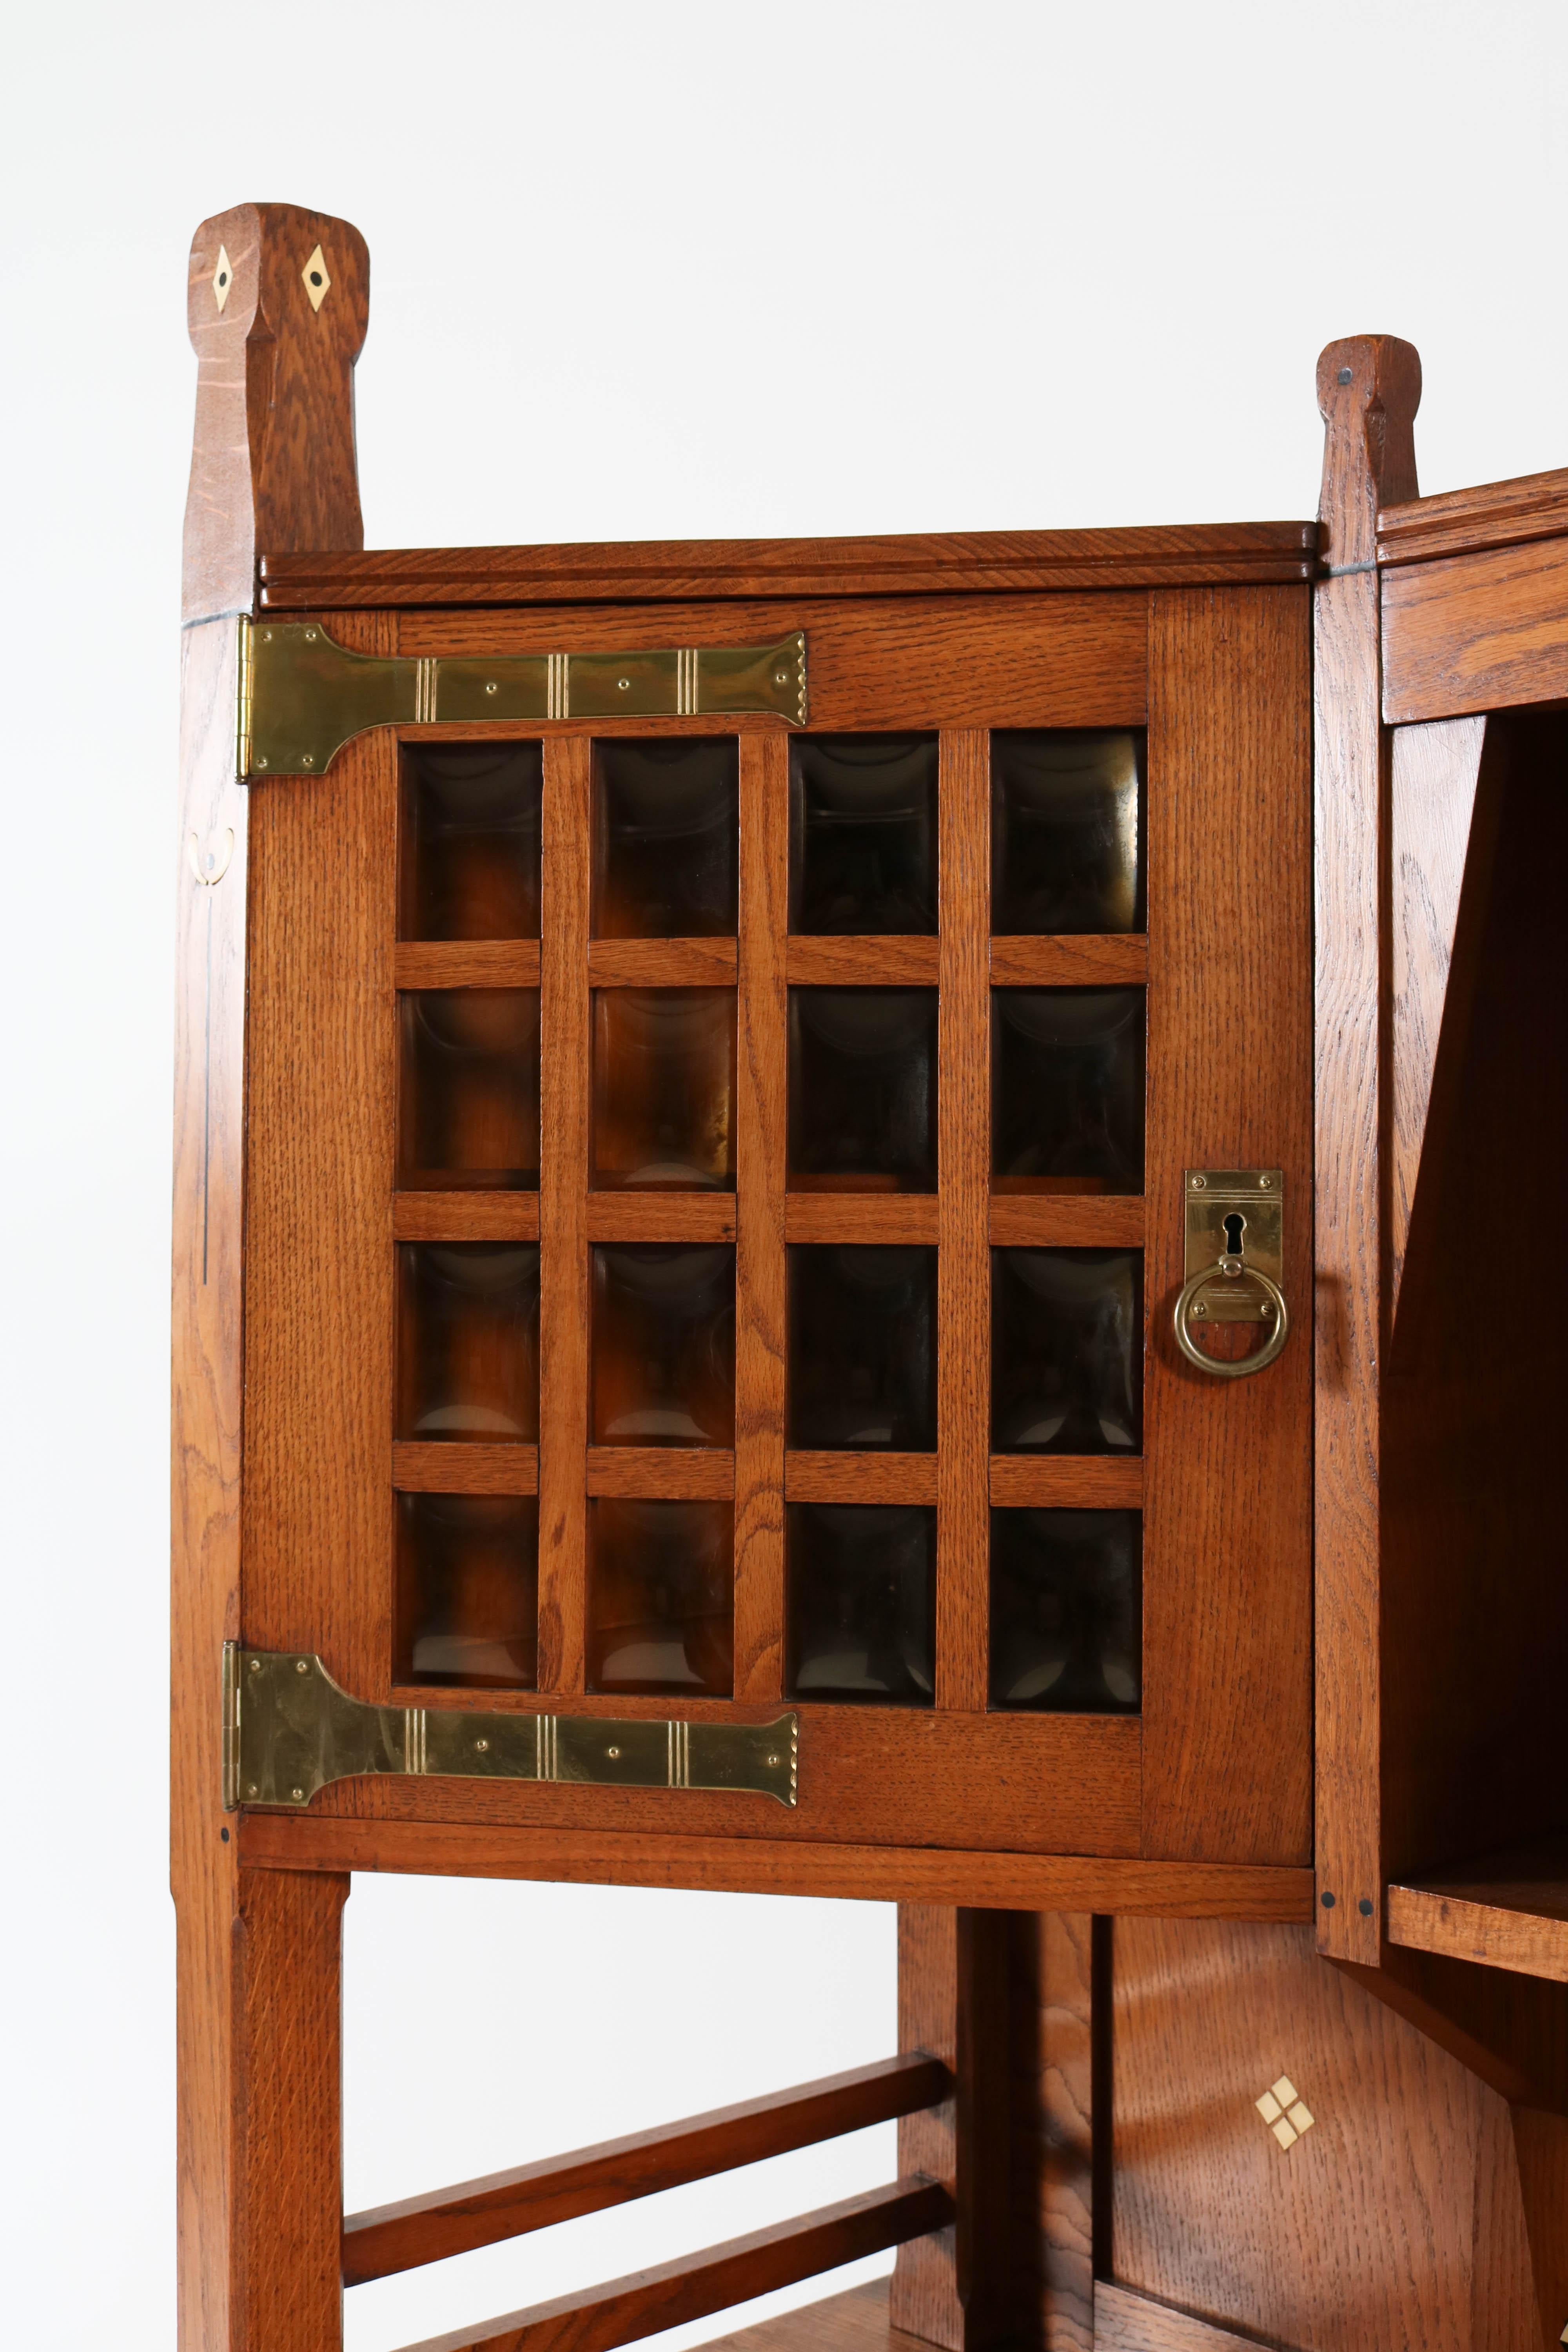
[343,2055,948,2285]
[588,938,736,987]
[936,731,991,1715]
[586,1448,735,1500]
[1093,2283,1269,2351]
[389,2181,951,2352]
[394,1194,539,1241]
[393,1444,538,1496]
[395,941,541,989]
[733,733,789,1702]
[989,937,1147,987]
[1383,533,1568,722]
[786,938,940,986]
[538,736,591,1693]
[988,1197,1145,1248]
[786,1454,939,1506]
[786,1196,940,1245]
[989,1458,1143,1509]
[586,1195,736,1243]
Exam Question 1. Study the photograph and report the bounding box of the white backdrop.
[4,4,1566,2345]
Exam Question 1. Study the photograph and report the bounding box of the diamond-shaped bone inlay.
[1255,2074,1316,2151]
[213,244,233,312]
[301,244,330,312]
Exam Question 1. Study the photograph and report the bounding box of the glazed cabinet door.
[237,587,1310,1867]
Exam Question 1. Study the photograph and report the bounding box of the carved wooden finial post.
[183,201,369,621]
[1311,332,1421,1975]
[1315,335,1421,569]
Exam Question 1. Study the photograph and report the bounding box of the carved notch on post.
[183,201,370,623]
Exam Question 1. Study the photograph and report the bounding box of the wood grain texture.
[733,732,789,1700]
[259,526,1317,608]
[388,596,1149,733]
[987,1199,1145,1248]
[1314,338,1425,1957]
[1387,1842,1568,1985]
[891,1909,1013,2350]
[1013,1914,1096,2351]
[185,204,368,623]
[989,938,1147,987]
[343,2054,948,2285]
[691,2281,914,2352]
[538,735,592,1693]
[786,937,940,985]
[936,732,991,1715]
[394,2181,951,2352]
[1382,533,1568,722]
[393,1444,538,1495]
[394,1194,540,1241]
[265,1704,1141,1857]
[243,610,398,1702]
[1378,461,1568,565]
[585,1447,735,1500]
[1388,715,1488,1318]
[1512,2106,1568,2351]
[988,1458,1142,1509]
[1092,2284,1267,2351]
[785,1454,939,1505]
[588,938,736,986]
[172,613,250,2352]
[1142,588,1312,1865]
[395,941,541,988]
[586,1194,735,1242]
[241,1813,1311,1916]
[1111,1917,1552,2352]
[786,1196,940,1245]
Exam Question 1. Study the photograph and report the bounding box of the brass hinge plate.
[236,617,809,780]
[1183,1169,1283,1322]
[222,1645,799,1811]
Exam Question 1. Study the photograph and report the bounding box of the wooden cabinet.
[172,217,1567,2352]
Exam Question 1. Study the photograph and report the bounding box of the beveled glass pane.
[788,1246,936,1449]
[991,1248,1142,1453]
[592,1244,735,1446]
[789,735,938,935]
[990,1508,1141,1712]
[593,739,739,938]
[592,989,737,1190]
[396,1493,538,1689]
[786,1503,935,1704]
[400,743,543,940]
[588,1498,733,1695]
[397,1243,540,1441]
[788,988,938,1190]
[991,731,1144,935]
[992,988,1145,1192]
[399,989,540,1190]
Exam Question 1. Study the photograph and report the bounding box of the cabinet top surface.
[257,521,1320,609]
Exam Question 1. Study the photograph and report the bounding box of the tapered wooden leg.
[891,1905,1014,2350]
[177,1862,348,2351]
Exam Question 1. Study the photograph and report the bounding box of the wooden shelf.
[1386,1840,1568,1985]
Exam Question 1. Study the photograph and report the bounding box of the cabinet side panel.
[1142,588,1313,1864]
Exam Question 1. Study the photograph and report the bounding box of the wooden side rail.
[394,2178,951,2352]
[345,2051,949,2286]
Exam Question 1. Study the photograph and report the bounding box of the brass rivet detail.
[249,1659,262,1673]
[246,1783,258,1797]
[1190,1173,1207,1190]
[766,1753,779,1767]
[475,1738,490,1753]
[607,1745,621,1759]
[301,753,316,768]
[485,681,498,695]
[774,670,788,685]
[304,628,318,641]
[291,1788,305,1802]
[296,1659,309,1673]
[255,757,269,770]
[617,677,631,691]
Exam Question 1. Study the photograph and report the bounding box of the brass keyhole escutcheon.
[1174,1170,1290,1380]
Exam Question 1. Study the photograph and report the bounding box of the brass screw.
[291,1788,305,1802]
[1258,1174,1272,1189]
[607,1745,621,1760]
[766,1753,779,1767]
[617,677,631,691]
[304,628,318,641]
[301,753,316,768]
[296,1659,309,1673]
[249,1659,262,1673]
[475,1738,490,1753]
[1191,1174,1207,1190]
[774,670,788,685]
[246,1783,258,1798]
[485,681,498,696]
[255,756,269,769]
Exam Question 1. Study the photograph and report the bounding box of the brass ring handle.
[1173,1257,1290,1380]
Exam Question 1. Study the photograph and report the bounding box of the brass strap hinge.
[234,617,808,781]
[222,1645,799,1811]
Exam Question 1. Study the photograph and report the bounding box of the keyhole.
[1222,1212,1246,1256]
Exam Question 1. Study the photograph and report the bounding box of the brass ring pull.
[1173,1256,1290,1380]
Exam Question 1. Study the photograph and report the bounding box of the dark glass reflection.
[400,743,543,940]
[992,988,1145,1192]
[399,989,540,1189]
[990,1508,1141,1711]
[592,989,737,1190]
[991,731,1144,935]
[588,1499,733,1695]
[992,1249,1142,1454]
[397,1493,538,1688]
[788,988,937,1189]
[592,1244,735,1446]
[593,739,739,938]
[397,1243,540,1441]
[788,1247,936,1449]
[787,1503,935,1704]
[790,735,938,934]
